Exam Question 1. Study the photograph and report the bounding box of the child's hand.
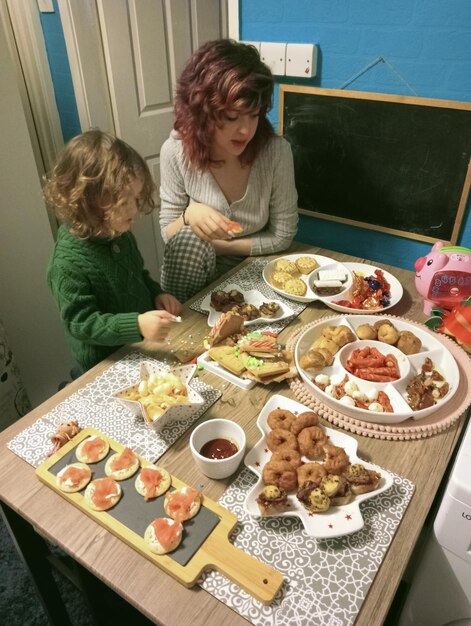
[137,310,175,343]
[155,293,182,316]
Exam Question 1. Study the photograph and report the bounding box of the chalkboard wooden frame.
[279,85,471,244]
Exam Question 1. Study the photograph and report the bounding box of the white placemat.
[199,466,414,626]
[190,258,306,332]
[7,352,221,468]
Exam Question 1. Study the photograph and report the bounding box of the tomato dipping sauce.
[200,438,238,460]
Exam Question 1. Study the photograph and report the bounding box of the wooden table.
[0,244,468,626]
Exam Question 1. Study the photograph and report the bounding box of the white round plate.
[243,394,394,539]
[262,253,352,303]
[294,315,460,424]
[200,283,294,327]
[323,263,403,314]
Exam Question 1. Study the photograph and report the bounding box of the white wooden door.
[96,0,227,278]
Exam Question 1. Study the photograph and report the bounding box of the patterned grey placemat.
[190,258,306,333]
[199,466,414,626]
[7,352,221,468]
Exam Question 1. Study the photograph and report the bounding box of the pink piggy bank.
[415,242,471,314]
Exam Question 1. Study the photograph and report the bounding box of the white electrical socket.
[241,41,261,53]
[260,42,286,76]
[286,43,317,78]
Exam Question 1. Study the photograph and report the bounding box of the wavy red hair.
[173,39,275,170]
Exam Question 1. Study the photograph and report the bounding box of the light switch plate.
[260,42,286,76]
[286,43,317,78]
[37,0,55,12]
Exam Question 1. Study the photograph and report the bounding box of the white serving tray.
[244,394,394,539]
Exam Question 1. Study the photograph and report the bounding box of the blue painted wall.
[241,0,471,271]
[38,0,470,271]
[39,0,81,142]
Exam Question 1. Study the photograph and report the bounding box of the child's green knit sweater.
[47,225,163,371]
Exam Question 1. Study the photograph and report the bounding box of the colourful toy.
[414,242,471,314]
[426,299,471,354]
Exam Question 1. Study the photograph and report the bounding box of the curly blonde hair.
[43,130,156,238]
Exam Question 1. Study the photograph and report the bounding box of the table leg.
[0,501,72,626]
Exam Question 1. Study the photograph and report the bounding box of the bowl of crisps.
[113,362,204,430]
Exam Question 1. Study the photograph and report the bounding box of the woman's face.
[211,109,260,160]
[106,176,144,234]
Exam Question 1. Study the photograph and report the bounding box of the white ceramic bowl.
[190,419,246,479]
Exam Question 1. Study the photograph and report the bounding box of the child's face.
[211,108,260,160]
[107,177,144,235]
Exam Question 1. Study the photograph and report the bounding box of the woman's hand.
[155,293,182,316]
[185,202,234,241]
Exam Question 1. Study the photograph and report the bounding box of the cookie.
[270,271,293,288]
[84,477,121,511]
[104,447,140,480]
[295,256,319,274]
[144,518,183,555]
[164,486,201,521]
[56,463,92,493]
[76,435,109,463]
[135,465,172,500]
[274,259,298,275]
[208,346,247,375]
[283,278,307,296]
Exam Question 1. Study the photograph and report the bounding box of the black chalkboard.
[280,86,471,244]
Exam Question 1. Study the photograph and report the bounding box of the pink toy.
[414,242,471,314]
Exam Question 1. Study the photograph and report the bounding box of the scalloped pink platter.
[244,394,394,539]
[294,315,460,425]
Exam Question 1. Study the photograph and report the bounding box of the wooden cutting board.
[36,428,283,604]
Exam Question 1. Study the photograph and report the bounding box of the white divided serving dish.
[200,283,294,327]
[262,253,352,304]
[263,255,403,314]
[244,394,394,539]
[113,362,204,430]
[323,262,403,313]
[294,315,460,424]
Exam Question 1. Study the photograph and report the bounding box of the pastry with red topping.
[164,486,201,522]
[135,465,171,500]
[56,462,92,493]
[76,435,109,463]
[105,447,140,480]
[144,518,183,555]
[84,477,122,511]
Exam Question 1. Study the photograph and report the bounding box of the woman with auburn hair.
[159,38,298,302]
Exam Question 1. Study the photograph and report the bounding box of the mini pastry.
[271,271,293,288]
[344,464,381,494]
[135,465,171,500]
[144,518,183,555]
[84,477,122,511]
[321,325,356,347]
[296,483,330,513]
[355,324,377,340]
[295,256,319,274]
[76,435,109,463]
[105,447,140,480]
[258,302,281,317]
[274,259,298,275]
[377,323,399,345]
[164,486,201,521]
[283,278,307,296]
[56,463,92,493]
[256,485,289,515]
[396,330,422,355]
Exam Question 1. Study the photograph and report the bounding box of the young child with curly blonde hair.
[45,130,181,373]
